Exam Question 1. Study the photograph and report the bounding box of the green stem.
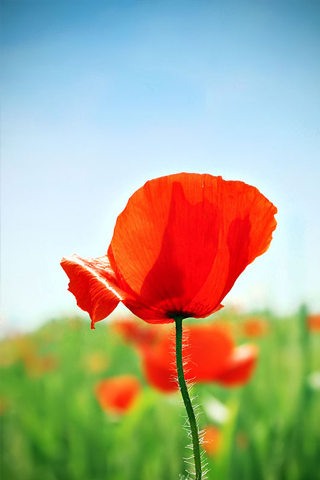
[175,316,202,480]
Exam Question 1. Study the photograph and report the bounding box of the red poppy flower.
[138,324,258,393]
[202,425,221,456]
[241,318,270,337]
[307,315,320,333]
[215,343,258,386]
[95,375,142,415]
[61,173,277,329]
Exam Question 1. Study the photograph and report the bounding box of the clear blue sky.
[1,0,320,333]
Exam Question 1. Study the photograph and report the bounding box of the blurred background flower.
[95,375,142,416]
[114,320,258,393]
[241,318,270,338]
[307,314,320,333]
[202,425,221,456]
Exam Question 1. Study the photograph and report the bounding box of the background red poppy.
[95,375,142,415]
[124,322,258,393]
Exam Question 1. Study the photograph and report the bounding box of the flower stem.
[175,316,202,480]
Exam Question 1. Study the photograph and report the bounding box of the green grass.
[1,307,320,480]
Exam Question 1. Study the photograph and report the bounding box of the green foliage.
[1,309,320,480]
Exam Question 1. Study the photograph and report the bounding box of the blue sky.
[1,0,320,332]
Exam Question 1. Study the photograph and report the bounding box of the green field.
[1,307,320,480]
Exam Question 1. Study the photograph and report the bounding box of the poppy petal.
[61,254,124,328]
[183,324,234,382]
[216,344,258,386]
[141,344,178,393]
[187,180,277,315]
[109,174,223,318]
[121,294,177,323]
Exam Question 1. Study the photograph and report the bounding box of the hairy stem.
[175,316,202,480]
